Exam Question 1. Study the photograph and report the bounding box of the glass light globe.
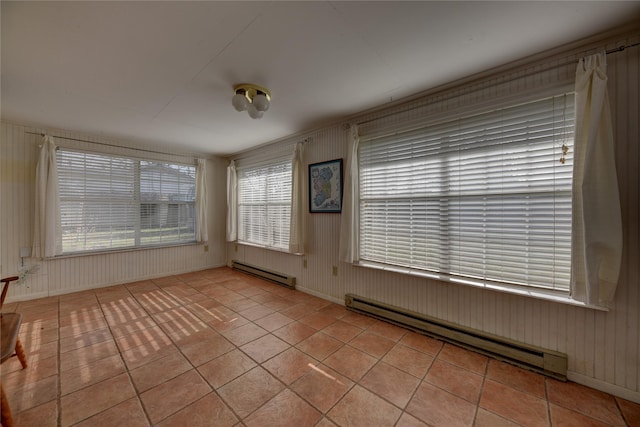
[232,93,249,112]
[252,93,270,112]
[247,104,264,119]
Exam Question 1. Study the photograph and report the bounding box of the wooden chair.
[1,276,28,427]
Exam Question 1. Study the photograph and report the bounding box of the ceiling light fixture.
[232,83,271,119]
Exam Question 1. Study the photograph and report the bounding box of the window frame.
[356,93,575,294]
[236,155,293,252]
[56,148,197,255]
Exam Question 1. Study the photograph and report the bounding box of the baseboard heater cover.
[345,293,567,380]
[232,261,296,289]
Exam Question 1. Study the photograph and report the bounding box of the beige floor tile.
[395,412,430,427]
[349,331,395,359]
[291,364,354,412]
[217,366,285,418]
[487,359,546,398]
[73,397,150,427]
[546,379,626,426]
[5,375,58,413]
[296,332,343,360]
[140,369,212,424]
[549,403,612,427]
[272,321,317,345]
[59,327,113,353]
[424,359,484,403]
[244,389,322,427]
[324,345,377,382]
[616,397,640,426]
[263,347,317,385]
[299,311,336,330]
[382,343,434,379]
[61,373,136,426]
[60,353,126,395]
[360,361,421,409]
[221,322,268,346]
[474,408,520,427]
[479,379,549,427]
[198,349,257,389]
[328,385,402,426]
[321,320,363,343]
[129,351,192,392]
[12,399,58,427]
[180,332,236,366]
[254,312,294,332]
[239,334,289,363]
[366,320,407,342]
[406,382,477,427]
[5,268,634,427]
[399,331,444,355]
[156,393,238,427]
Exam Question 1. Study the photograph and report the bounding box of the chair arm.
[1,277,20,310]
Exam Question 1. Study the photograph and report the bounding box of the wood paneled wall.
[229,30,640,401]
[0,123,228,301]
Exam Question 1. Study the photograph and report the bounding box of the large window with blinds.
[358,94,574,291]
[57,150,196,253]
[237,158,292,250]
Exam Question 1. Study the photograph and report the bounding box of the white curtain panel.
[339,125,360,263]
[195,158,209,242]
[570,52,623,306]
[33,135,62,258]
[226,160,238,242]
[289,142,305,254]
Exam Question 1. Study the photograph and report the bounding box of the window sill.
[354,261,608,312]
[235,241,303,256]
[49,241,200,259]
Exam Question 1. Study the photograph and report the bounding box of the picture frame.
[309,158,343,213]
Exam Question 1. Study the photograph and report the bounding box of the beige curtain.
[289,142,305,254]
[570,52,623,306]
[339,125,360,263]
[195,158,208,242]
[33,135,62,258]
[226,160,237,242]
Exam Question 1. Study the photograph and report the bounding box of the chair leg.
[1,382,14,427]
[14,338,28,369]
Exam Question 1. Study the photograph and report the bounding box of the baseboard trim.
[294,285,344,305]
[6,263,227,303]
[567,371,640,404]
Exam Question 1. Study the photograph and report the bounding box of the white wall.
[0,123,228,300]
[228,29,640,402]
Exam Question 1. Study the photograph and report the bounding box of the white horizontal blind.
[57,150,196,253]
[237,157,292,250]
[359,94,574,291]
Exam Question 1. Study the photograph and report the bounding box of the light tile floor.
[1,267,639,426]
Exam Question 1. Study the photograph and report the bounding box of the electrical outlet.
[204,245,209,252]
[332,266,338,276]
[234,244,238,252]
[303,259,307,268]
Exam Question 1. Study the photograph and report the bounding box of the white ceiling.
[2,1,639,156]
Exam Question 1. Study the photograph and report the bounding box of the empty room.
[1,1,640,426]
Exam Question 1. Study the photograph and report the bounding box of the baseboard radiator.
[231,261,296,289]
[345,293,567,380]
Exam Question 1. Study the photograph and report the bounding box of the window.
[358,94,574,291]
[57,150,196,253]
[237,158,292,250]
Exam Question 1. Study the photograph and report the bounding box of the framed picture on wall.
[309,158,343,213]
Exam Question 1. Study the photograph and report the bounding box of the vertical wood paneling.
[223,31,640,400]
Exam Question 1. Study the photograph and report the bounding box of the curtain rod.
[25,131,198,160]
[356,41,640,127]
